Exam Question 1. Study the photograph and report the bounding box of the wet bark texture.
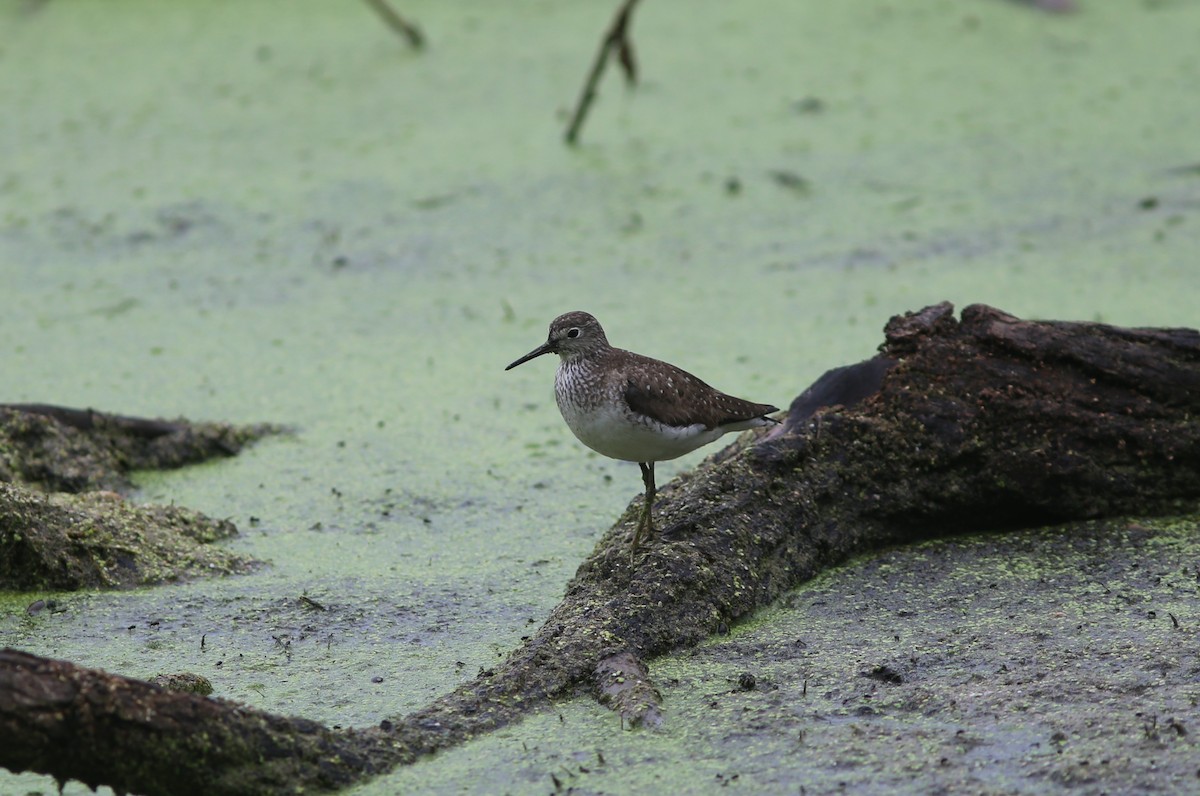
[0,649,396,796]
[2,303,1198,795]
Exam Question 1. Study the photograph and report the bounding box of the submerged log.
[2,303,1198,794]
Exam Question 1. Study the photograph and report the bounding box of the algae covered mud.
[0,405,280,590]
[4,0,1200,792]
[3,304,1199,794]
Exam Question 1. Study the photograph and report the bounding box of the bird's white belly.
[556,398,724,463]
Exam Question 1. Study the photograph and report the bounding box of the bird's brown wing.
[620,355,778,430]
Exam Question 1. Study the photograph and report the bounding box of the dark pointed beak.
[505,341,554,371]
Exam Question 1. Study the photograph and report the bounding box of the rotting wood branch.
[3,302,1199,795]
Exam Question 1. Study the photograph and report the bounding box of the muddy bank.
[1,303,1198,794]
[0,404,282,493]
[0,483,255,590]
[0,405,281,589]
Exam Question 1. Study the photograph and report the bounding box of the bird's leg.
[632,461,656,554]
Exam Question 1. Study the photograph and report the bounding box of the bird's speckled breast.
[554,359,725,462]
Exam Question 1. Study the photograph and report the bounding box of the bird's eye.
[566,328,581,339]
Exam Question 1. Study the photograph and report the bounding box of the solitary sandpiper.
[506,311,779,552]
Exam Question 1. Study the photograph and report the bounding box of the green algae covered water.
[2,1,1198,793]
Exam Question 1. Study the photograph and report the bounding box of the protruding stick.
[564,0,642,145]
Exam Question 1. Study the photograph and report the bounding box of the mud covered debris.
[0,405,281,590]
[0,483,256,591]
[0,404,284,493]
[1,304,1198,794]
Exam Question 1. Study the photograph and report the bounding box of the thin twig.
[564,0,643,146]
[362,0,425,50]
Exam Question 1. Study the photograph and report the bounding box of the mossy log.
[0,483,255,591]
[0,407,281,589]
[2,303,1198,795]
[0,404,282,493]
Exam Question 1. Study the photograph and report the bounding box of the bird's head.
[505,311,609,370]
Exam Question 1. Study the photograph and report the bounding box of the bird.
[505,311,778,553]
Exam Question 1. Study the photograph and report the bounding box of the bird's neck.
[555,350,609,403]
[557,345,610,366]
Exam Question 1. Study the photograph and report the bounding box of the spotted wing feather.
[620,354,778,430]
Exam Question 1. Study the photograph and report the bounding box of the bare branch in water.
[564,0,643,146]
[362,0,425,50]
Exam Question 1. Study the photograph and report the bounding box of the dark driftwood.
[0,649,395,796]
[2,303,1199,795]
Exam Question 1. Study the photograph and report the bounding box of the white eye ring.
[566,327,581,339]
